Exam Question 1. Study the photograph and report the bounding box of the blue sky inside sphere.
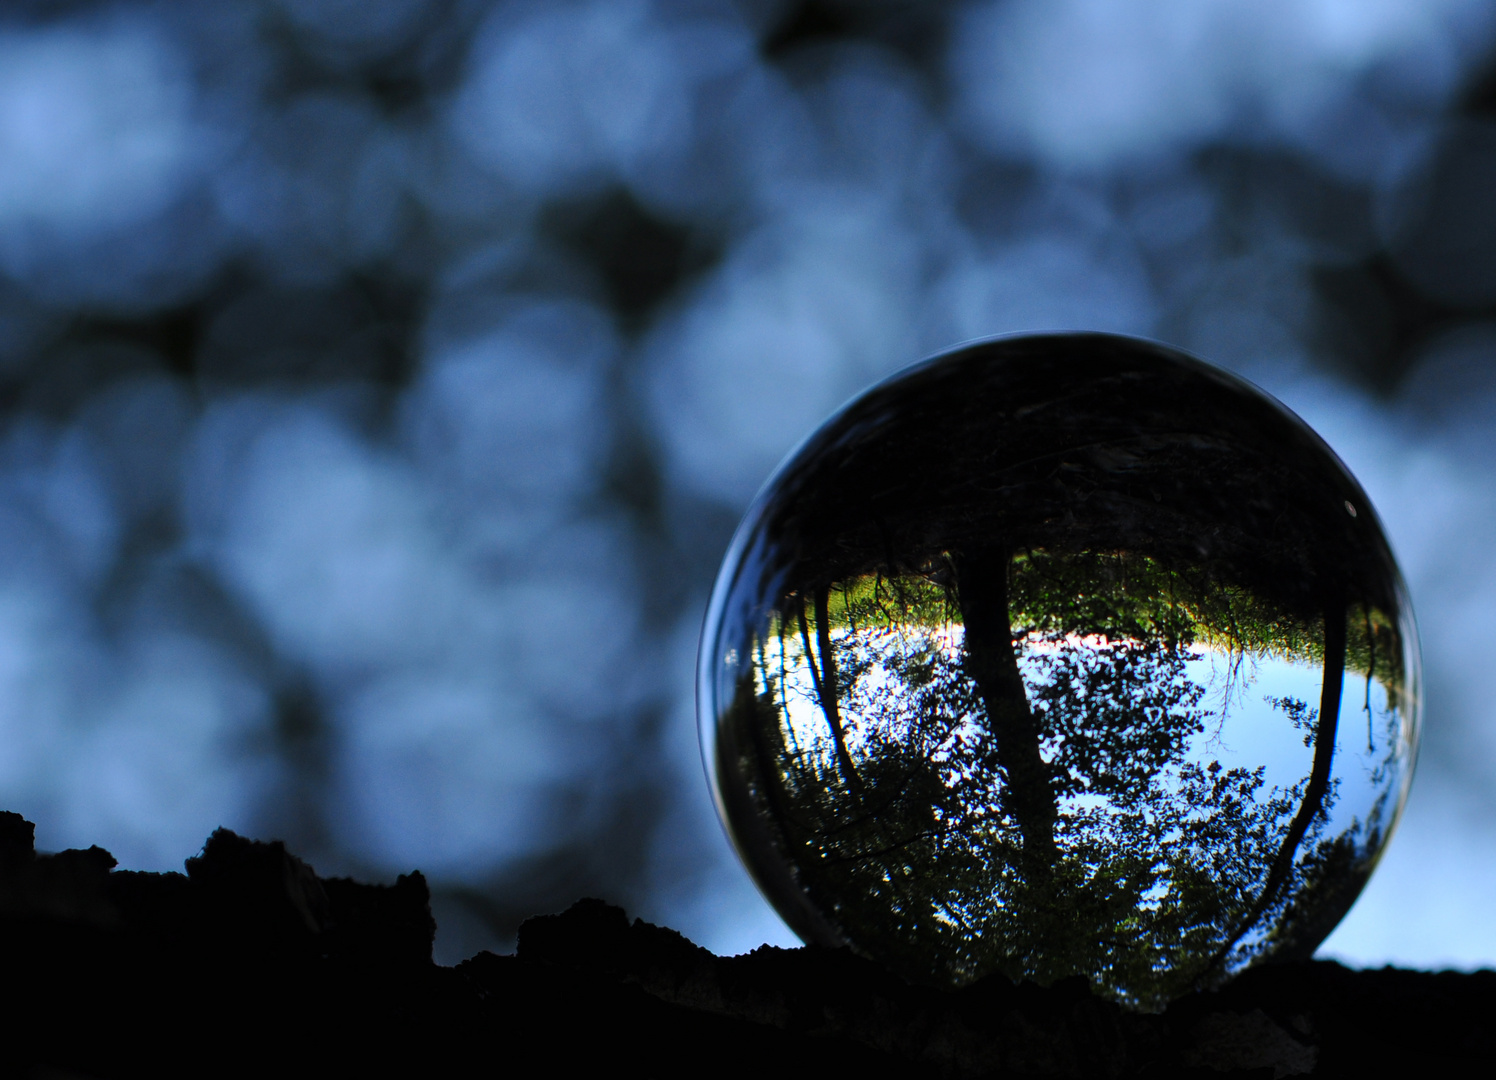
[0,0,1491,970]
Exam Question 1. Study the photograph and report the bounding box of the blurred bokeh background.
[1,0,1495,966]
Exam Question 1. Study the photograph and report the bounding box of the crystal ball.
[697,334,1420,1008]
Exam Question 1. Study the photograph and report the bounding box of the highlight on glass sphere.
[697,333,1421,1009]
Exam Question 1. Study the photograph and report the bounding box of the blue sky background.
[0,0,1493,967]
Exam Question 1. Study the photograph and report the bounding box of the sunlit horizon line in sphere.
[697,332,1421,1010]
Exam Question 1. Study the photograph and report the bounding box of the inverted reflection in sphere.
[698,334,1420,1008]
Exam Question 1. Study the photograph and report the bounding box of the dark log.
[0,810,1489,1078]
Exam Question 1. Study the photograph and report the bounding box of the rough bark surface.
[0,810,1487,1078]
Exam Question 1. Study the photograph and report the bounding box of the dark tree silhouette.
[799,587,860,791]
[953,545,1058,880]
[1206,593,1347,975]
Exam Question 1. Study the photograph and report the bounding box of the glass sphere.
[697,334,1420,1008]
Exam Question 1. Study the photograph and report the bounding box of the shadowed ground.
[0,811,1488,1078]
